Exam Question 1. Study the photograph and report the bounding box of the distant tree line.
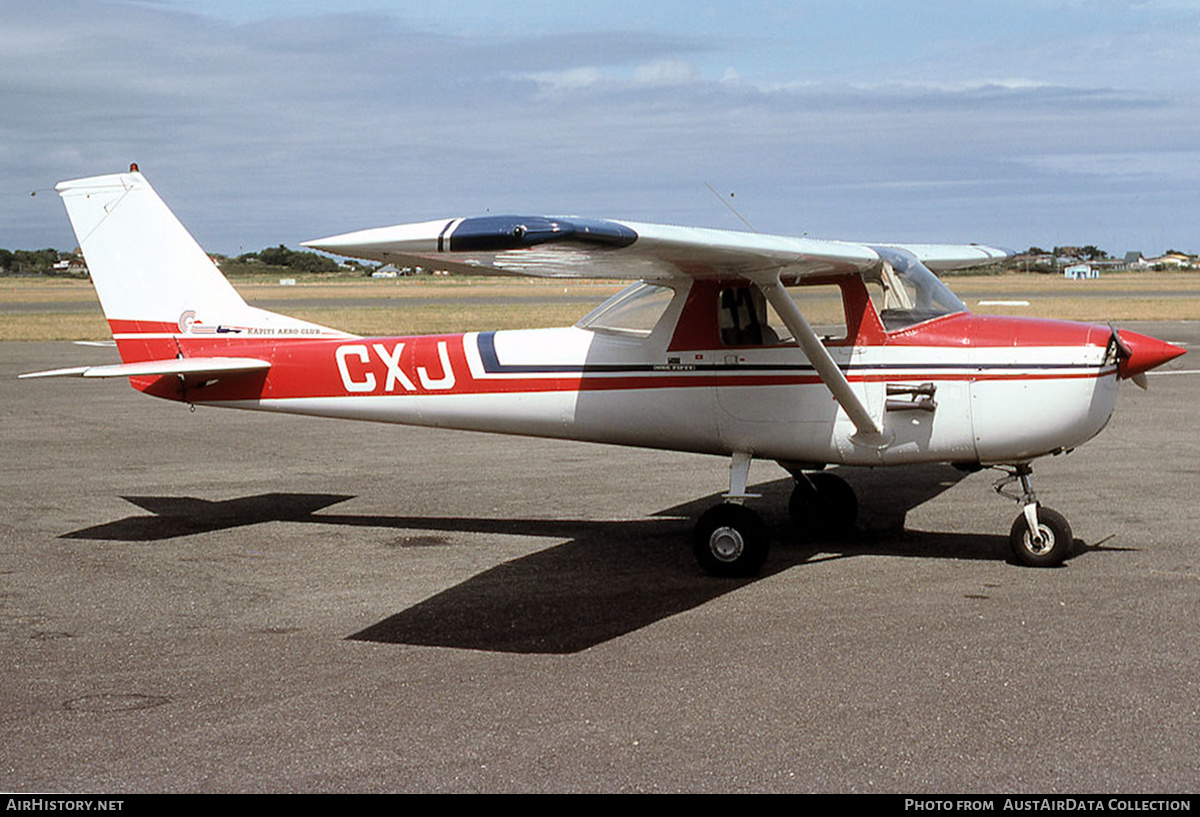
[230,244,343,274]
[217,245,375,276]
[1025,245,1111,261]
[1,244,371,277]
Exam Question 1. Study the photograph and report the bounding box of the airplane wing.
[304,215,1010,281]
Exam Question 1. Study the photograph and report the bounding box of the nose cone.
[1116,329,1187,380]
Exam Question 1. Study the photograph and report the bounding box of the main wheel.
[789,472,858,540]
[1009,505,1073,567]
[692,504,769,577]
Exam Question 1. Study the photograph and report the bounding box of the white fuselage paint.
[215,325,1120,468]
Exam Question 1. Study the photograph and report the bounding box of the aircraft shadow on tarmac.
[62,464,1061,654]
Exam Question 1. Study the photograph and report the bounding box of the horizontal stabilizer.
[20,357,270,380]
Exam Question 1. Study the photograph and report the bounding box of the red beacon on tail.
[24,168,1185,576]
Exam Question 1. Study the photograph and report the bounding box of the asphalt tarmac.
[2,324,1197,793]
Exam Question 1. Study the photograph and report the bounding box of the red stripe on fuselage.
[108,329,1114,406]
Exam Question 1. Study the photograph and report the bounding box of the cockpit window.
[864,246,968,331]
[577,282,675,337]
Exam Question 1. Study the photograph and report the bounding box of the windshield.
[864,246,968,331]
[577,282,675,337]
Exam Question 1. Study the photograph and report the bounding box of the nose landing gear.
[994,464,1074,567]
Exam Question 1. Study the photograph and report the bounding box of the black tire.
[692,504,769,577]
[788,472,858,539]
[1009,506,1073,567]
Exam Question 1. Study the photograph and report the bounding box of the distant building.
[1154,253,1192,268]
[52,257,88,276]
[1127,252,1196,270]
[1064,264,1099,280]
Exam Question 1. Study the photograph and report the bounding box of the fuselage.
[122,275,1125,470]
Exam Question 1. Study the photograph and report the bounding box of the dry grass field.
[3,271,1199,341]
[949,271,1200,321]
[0,276,626,340]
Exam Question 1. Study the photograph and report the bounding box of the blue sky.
[5,0,1200,256]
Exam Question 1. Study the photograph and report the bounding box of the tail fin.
[56,168,346,363]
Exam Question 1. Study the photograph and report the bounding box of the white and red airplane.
[23,167,1186,576]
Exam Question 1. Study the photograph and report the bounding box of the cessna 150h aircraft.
[24,168,1185,576]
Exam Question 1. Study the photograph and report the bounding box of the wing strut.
[752,273,887,445]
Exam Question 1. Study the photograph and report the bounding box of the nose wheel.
[995,465,1074,567]
[1009,506,1072,567]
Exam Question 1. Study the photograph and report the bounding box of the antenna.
[704,182,758,232]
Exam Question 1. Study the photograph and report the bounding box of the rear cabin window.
[718,283,847,346]
[577,282,675,337]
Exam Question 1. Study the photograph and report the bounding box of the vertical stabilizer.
[56,170,248,328]
[56,169,346,362]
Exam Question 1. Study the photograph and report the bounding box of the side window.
[718,283,847,346]
[578,282,675,337]
[786,282,847,342]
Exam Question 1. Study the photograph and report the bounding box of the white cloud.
[1021,151,1200,181]
[523,66,607,91]
[523,58,701,93]
[631,58,699,86]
